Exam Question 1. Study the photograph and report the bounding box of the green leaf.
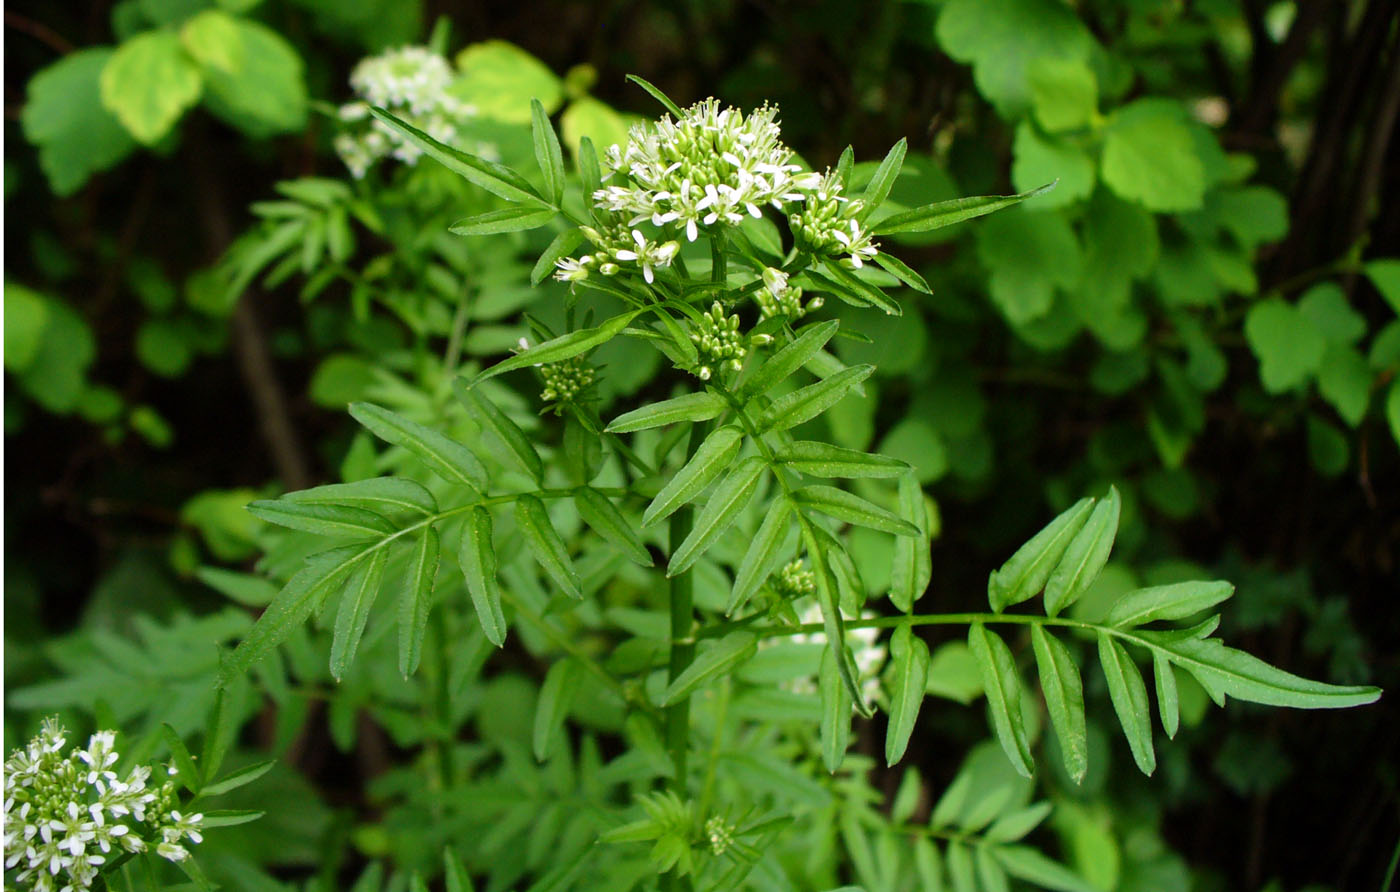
[1153,653,1180,739]
[456,380,545,484]
[531,228,586,285]
[283,477,436,515]
[885,624,930,765]
[180,10,243,74]
[196,17,306,137]
[1101,99,1205,212]
[755,364,874,433]
[986,801,1053,843]
[444,850,476,892]
[477,310,642,382]
[197,809,264,828]
[1012,123,1095,210]
[987,496,1095,612]
[515,494,581,598]
[100,31,203,144]
[329,547,388,680]
[606,391,728,433]
[947,842,977,892]
[7,291,95,412]
[974,206,1083,325]
[819,260,901,316]
[976,846,1010,892]
[1365,258,1400,315]
[199,758,274,797]
[450,204,558,236]
[1031,626,1087,783]
[161,723,200,793]
[220,544,369,684]
[819,641,853,773]
[1097,633,1156,775]
[873,184,1056,235]
[349,402,487,490]
[872,251,933,294]
[531,97,565,205]
[576,487,652,566]
[1244,297,1327,392]
[661,632,757,706]
[21,49,136,195]
[741,319,841,398]
[1298,284,1367,345]
[992,846,1098,892]
[1317,345,1372,428]
[836,145,855,185]
[1028,57,1098,132]
[453,40,562,122]
[669,456,765,576]
[200,688,233,785]
[533,658,581,761]
[792,484,919,536]
[368,106,542,204]
[774,441,908,479]
[398,527,440,677]
[246,500,394,539]
[861,138,907,215]
[891,475,935,608]
[1044,487,1120,616]
[1106,580,1235,627]
[624,74,684,118]
[728,499,792,615]
[642,425,743,526]
[460,506,506,646]
[969,623,1033,777]
[1139,633,1381,708]
[560,96,630,158]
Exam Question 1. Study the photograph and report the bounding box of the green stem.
[696,611,1103,641]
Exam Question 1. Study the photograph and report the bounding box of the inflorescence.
[3,719,203,892]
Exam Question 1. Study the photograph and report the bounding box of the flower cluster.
[689,302,770,381]
[754,267,823,321]
[334,46,491,178]
[788,172,879,269]
[772,559,816,598]
[539,357,595,405]
[3,720,203,891]
[783,602,888,702]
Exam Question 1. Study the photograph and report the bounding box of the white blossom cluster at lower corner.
[554,97,881,287]
[3,719,203,892]
[334,46,496,178]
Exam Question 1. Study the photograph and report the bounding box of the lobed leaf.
[606,391,727,433]
[774,441,908,479]
[668,456,766,576]
[1044,486,1120,616]
[792,484,919,536]
[885,624,931,765]
[514,494,581,598]
[1031,625,1087,783]
[397,527,440,677]
[1097,632,1156,775]
[330,546,388,681]
[968,623,1033,777]
[873,182,1057,235]
[642,425,743,526]
[368,107,541,204]
[755,364,874,432]
[987,496,1094,612]
[350,402,487,490]
[460,506,507,646]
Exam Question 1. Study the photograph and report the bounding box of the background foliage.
[5,0,1398,890]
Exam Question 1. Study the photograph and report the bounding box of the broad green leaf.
[460,506,507,646]
[477,310,642,382]
[1028,57,1098,132]
[986,801,1053,843]
[220,544,369,684]
[8,292,95,413]
[642,425,743,526]
[860,138,907,216]
[975,206,1083,325]
[885,624,930,765]
[606,391,728,433]
[283,477,436,515]
[992,846,1098,892]
[397,528,440,677]
[450,204,558,236]
[1097,633,1156,775]
[774,441,908,479]
[531,98,565,205]
[197,17,306,137]
[1106,580,1234,627]
[987,496,1094,612]
[161,723,200,793]
[1153,652,1180,739]
[533,657,581,761]
[329,547,388,680]
[350,402,487,490]
[728,499,792,615]
[1366,258,1400,315]
[968,623,1033,777]
[1244,298,1327,392]
[3,285,48,372]
[1101,99,1205,212]
[926,641,983,704]
[890,473,932,612]
[576,487,652,566]
[819,641,852,773]
[21,49,136,195]
[661,632,757,706]
[180,10,242,74]
[873,184,1056,235]
[1139,633,1381,708]
[755,364,874,432]
[531,228,587,285]
[792,484,919,536]
[669,456,765,576]
[100,31,203,144]
[453,40,562,122]
[1317,345,1371,427]
[246,500,395,539]
[515,494,581,598]
[456,380,544,484]
[1031,626,1087,783]
[625,74,684,118]
[873,251,933,294]
[1012,124,1095,211]
[1044,486,1120,616]
[560,97,629,158]
[741,319,841,398]
[199,758,274,797]
[368,106,541,204]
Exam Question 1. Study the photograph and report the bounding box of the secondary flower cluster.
[335,46,492,178]
[3,720,203,891]
[755,267,823,322]
[784,602,888,703]
[690,302,771,381]
[788,172,879,269]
